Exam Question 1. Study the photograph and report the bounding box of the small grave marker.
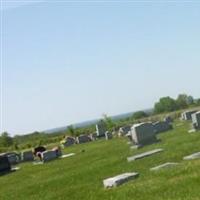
[103,172,139,188]
[150,162,179,171]
[183,152,200,160]
[127,148,163,162]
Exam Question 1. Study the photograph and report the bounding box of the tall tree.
[67,125,76,137]
[102,114,115,131]
[0,132,13,147]
[176,94,188,109]
[186,95,194,105]
[154,96,178,113]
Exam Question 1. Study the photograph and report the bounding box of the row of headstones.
[61,135,93,147]
[61,116,173,148]
[118,116,173,147]
[0,147,62,168]
[0,146,76,174]
[181,110,200,131]
[0,151,33,165]
[61,126,112,148]
[104,148,200,188]
[0,151,35,174]
[119,117,173,137]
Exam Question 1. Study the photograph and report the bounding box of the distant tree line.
[130,94,200,120]
[154,94,199,114]
[1,93,200,152]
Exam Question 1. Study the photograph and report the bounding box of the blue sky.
[1,1,200,135]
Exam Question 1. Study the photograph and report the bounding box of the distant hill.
[44,108,153,134]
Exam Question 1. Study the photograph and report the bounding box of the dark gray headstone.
[0,155,11,173]
[61,137,76,147]
[21,151,34,162]
[131,122,157,145]
[76,135,92,144]
[41,150,57,162]
[2,152,20,165]
[96,123,106,137]
[52,147,62,157]
[164,116,173,124]
[153,121,172,134]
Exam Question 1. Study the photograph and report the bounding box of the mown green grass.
[1,121,200,200]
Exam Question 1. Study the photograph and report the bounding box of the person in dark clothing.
[32,146,46,161]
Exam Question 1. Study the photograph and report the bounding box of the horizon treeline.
[1,93,200,152]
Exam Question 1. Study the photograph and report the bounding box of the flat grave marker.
[60,153,75,159]
[127,148,163,162]
[103,172,139,188]
[150,162,179,171]
[183,152,200,160]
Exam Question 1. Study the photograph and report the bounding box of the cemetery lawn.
[1,121,200,200]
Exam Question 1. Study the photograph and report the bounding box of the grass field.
[1,120,200,200]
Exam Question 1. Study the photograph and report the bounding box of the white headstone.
[191,111,200,130]
[181,110,197,121]
[105,131,112,140]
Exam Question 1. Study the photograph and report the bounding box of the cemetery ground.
[1,121,200,200]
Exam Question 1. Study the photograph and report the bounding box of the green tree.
[0,132,13,147]
[176,94,189,109]
[196,99,200,106]
[186,95,194,105]
[14,143,19,150]
[102,114,115,131]
[154,96,178,114]
[132,111,148,119]
[67,125,76,137]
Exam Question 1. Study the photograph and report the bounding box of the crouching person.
[32,146,46,161]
